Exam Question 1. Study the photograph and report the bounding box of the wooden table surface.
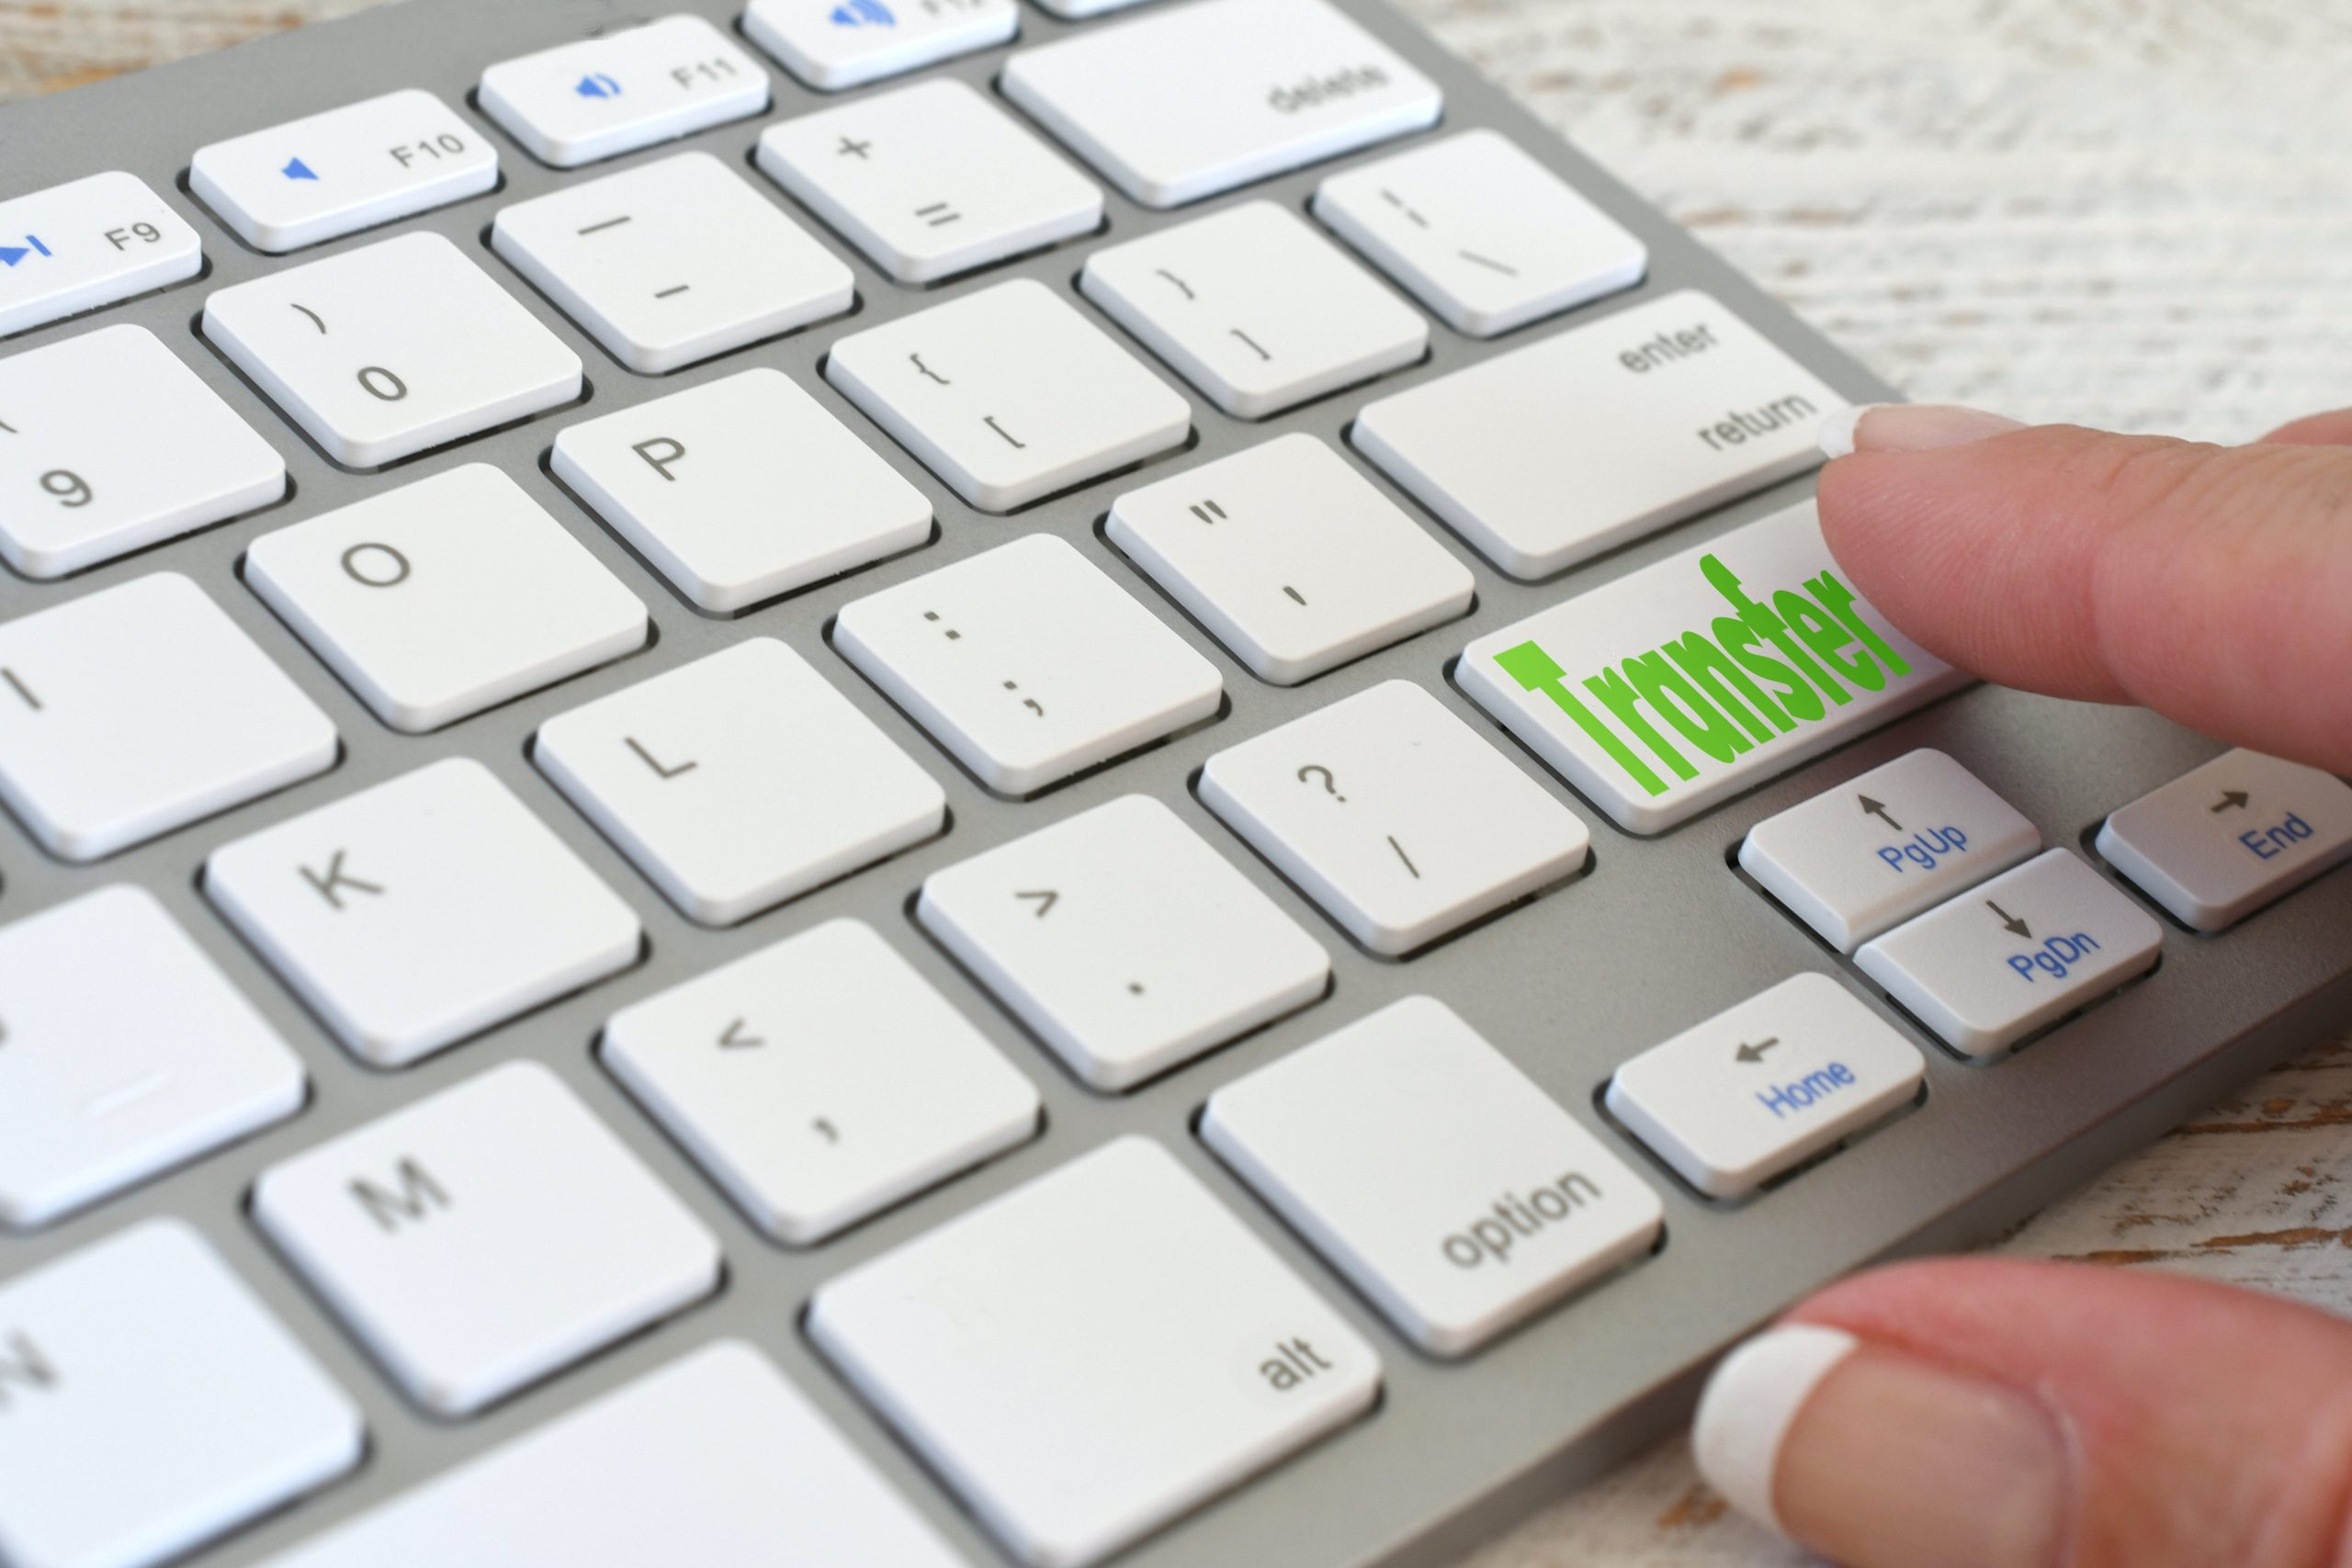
[5,3,2347,1563]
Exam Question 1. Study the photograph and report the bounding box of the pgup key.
[1741,749,2041,952]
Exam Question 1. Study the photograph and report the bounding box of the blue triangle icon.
[0,246,26,268]
[281,157,319,182]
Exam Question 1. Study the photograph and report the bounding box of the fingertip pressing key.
[1819,403,2027,459]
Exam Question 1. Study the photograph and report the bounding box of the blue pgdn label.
[1877,826,1967,873]
[2007,931,2100,982]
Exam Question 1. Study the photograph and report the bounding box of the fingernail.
[1820,403,2029,458]
[1694,1325,2070,1568]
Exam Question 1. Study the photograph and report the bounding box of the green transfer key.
[1458,502,1969,835]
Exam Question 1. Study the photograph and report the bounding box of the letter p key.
[632,435,687,482]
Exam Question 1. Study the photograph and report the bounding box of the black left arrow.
[1734,1035,1781,1064]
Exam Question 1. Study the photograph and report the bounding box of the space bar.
[258,1343,962,1568]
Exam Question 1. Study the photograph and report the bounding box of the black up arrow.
[1858,794,1902,832]
[2210,790,2249,814]
[1735,1035,1781,1064]
[717,1018,763,1049]
[1986,900,2032,940]
[1015,889,1058,918]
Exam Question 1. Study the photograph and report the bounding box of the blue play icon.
[281,157,320,181]
[0,246,27,268]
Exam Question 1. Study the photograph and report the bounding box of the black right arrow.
[1986,900,2032,940]
[1015,889,1058,918]
[2210,790,2249,813]
[1734,1035,1781,1064]
[1859,794,1902,832]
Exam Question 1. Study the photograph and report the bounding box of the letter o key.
[342,542,411,588]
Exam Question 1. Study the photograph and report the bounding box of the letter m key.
[351,1157,449,1233]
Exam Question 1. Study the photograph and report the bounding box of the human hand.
[1688,403,2352,1568]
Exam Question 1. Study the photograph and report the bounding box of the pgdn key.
[1857,849,2162,1057]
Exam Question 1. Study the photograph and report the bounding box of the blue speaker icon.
[829,0,896,26]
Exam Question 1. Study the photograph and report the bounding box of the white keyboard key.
[1107,434,1472,684]
[191,90,498,254]
[1355,290,1849,578]
[492,152,853,374]
[245,464,646,734]
[1204,996,1662,1356]
[1200,679,1589,956]
[478,15,768,169]
[0,323,284,578]
[536,638,945,925]
[204,758,642,1067]
[1030,0,1148,17]
[1314,130,1647,338]
[0,886,303,1231]
[603,919,1039,1244]
[1079,201,1426,418]
[2097,749,2352,931]
[834,533,1221,794]
[0,573,336,861]
[746,0,1018,91]
[1001,0,1442,209]
[254,1342,962,1568]
[0,171,202,337]
[1605,973,1925,1199]
[756,79,1100,285]
[810,1136,1381,1568]
[252,1061,719,1417]
[0,1220,360,1568]
[203,231,582,468]
[1459,502,1968,835]
[1740,749,2041,953]
[918,795,1329,1090]
[1856,848,2164,1057]
[826,277,1188,512]
[551,367,929,612]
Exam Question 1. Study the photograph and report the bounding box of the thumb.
[1815,406,2352,776]
[1691,1258,2352,1568]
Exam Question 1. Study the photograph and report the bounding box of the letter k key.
[301,848,385,910]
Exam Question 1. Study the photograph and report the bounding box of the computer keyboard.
[0,0,2346,1564]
